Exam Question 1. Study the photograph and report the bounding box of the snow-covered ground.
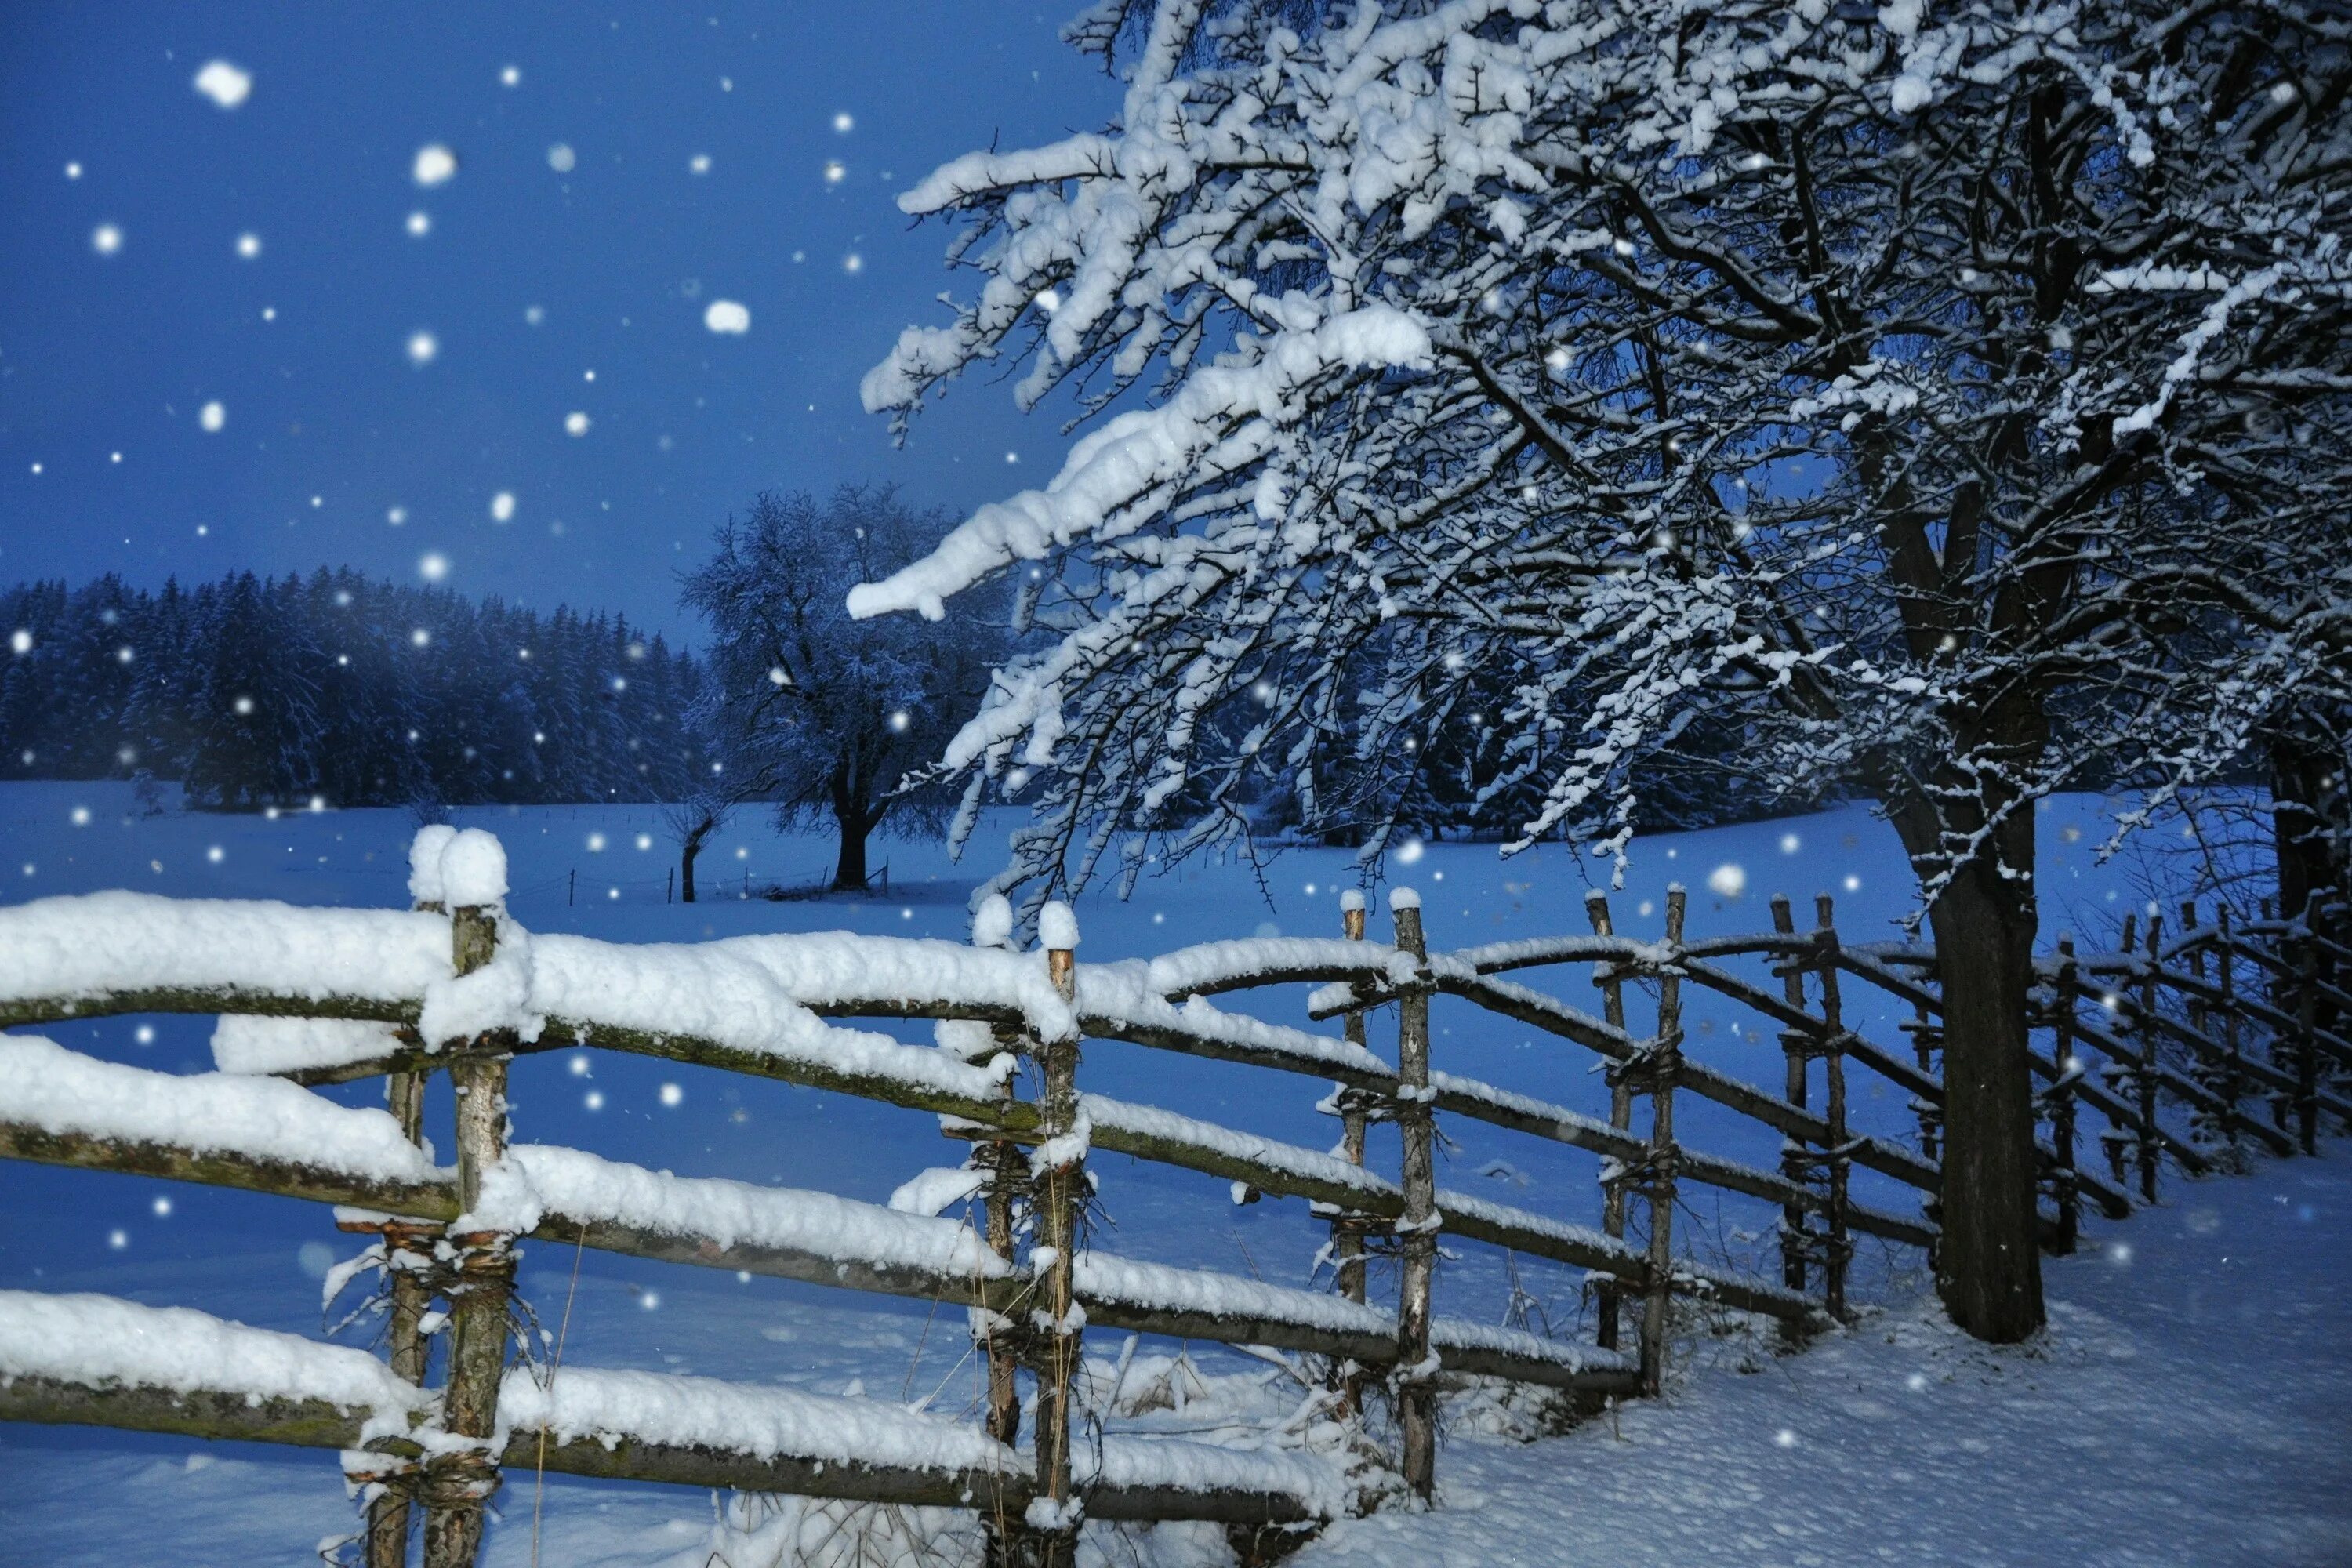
[2,780,2339,1564]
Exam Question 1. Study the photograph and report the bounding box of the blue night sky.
[0,4,1116,639]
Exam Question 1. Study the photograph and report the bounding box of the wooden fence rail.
[0,835,2340,1566]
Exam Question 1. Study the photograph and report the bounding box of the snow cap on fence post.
[1388,885,1421,912]
[1340,887,1367,940]
[437,829,507,910]
[407,824,456,909]
[971,893,1015,950]
[1038,900,1080,953]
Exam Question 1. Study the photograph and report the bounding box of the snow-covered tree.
[856,0,2351,1340]
[684,487,1008,891]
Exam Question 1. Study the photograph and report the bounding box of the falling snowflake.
[1706,862,1747,897]
[412,143,458,187]
[198,401,227,433]
[192,60,252,110]
[546,143,577,173]
[703,299,750,334]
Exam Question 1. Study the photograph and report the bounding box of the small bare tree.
[684,487,1007,892]
[662,786,735,904]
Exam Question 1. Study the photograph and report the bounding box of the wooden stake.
[365,1060,437,1567]
[973,1025,1025,1568]
[2294,902,2322,1154]
[423,903,517,1568]
[1333,896,1372,1309]
[2048,938,2081,1255]
[1768,895,1811,1317]
[1028,935,1086,1566]
[2104,913,2140,1192]
[1638,888,1686,1398]
[1389,893,1438,1501]
[1813,895,1851,1324]
[1583,891,1631,1354]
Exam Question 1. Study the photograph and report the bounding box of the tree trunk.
[2270,713,2344,932]
[680,841,699,904]
[1920,852,2046,1342]
[831,803,870,891]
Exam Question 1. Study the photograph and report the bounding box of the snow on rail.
[1080,1093,1397,1203]
[525,933,1016,1103]
[1080,961,1395,1077]
[212,1015,407,1076]
[0,1288,425,1417]
[0,1287,1348,1518]
[1426,1317,1636,1377]
[499,1366,1018,1479]
[1133,937,1414,996]
[465,1143,1011,1286]
[1072,1252,1395,1341]
[0,891,447,1015]
[1087,1435,1350,1521]
[0,1034,441,1183]
[1435,1188,1638,1269]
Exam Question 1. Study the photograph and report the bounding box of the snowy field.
[2,780,2342,1564]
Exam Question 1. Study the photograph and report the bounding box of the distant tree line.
[0,570,709,810]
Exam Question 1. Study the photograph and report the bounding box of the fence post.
[1813,895,1852,1324]
[1027,904,1087,1564]
[2183,902,2220,1156]
[1583,891,1632,1355]
[1388,889,1438,1501]
[2293,900,2321,1155]
[360,855,448,1568]
[1331,892,1374,1311]
[1766,895,1812,1324]
[1636,887,1686,1398]
[2135,914,2163,1203]
[2048,937,2081,1254]
[2102,912,2140,1191]
[422,898,517,1568]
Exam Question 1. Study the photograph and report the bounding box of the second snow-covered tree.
[855,0,2351,1341]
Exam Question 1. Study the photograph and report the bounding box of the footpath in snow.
[1295,1143,2352,1568]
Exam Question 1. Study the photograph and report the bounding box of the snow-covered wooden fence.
[0,829,2339,1568]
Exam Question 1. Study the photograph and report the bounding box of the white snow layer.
[464,1143,1010,1283]
[0,1034,441,1182]
[500,1367,1020,1477]
[0,1289,424,1415]
[210,1014,406,1076]
[406,823,456,906]
[438,828,509,908]
[0,891,450,1011]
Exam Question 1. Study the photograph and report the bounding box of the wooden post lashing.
[1028,906,1087,1565]
[1388,890,1439,1501]
[1637,887,1687,1399]
[1583,891,1632,1354]
[2136,914,2163,1203]
[1813,895,1851,1324]
[422,902,517,1568]
[2048,937,2081,1255]
[1767,895,1811,1316]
